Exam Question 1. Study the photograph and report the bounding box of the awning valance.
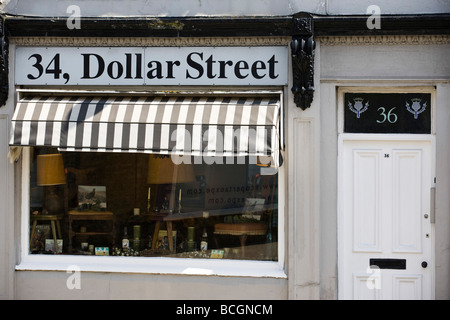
[10,95,281,164]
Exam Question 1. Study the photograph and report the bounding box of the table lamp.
[147,155,194,213]
[37,154,66,214]
[256,155,278,176]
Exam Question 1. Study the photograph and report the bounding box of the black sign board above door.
[344,93,431,134]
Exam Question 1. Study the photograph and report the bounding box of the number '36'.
[377,107,398,124]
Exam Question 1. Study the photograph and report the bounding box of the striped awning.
[10,95,281,164]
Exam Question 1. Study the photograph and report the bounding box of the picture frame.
[245,198,265,211]
[95,247,110,256]
[78,185,107,210]
[45,239,63,254]
[156,230,177,251]
[242,198,265,220]
[30,224,51,252]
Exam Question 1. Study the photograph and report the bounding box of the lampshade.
[256,156,273,167]
[147,155,195,184]
[37,154,66,186]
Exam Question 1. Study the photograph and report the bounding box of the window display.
[29,148,278,261]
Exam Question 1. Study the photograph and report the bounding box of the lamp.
[147,155,195,213]
[255,155,272,167]
[37,154,66,214]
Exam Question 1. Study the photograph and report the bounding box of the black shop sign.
[344,93,431,134]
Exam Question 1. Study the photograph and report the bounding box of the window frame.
[15,89,287,279]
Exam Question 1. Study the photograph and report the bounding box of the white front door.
[338,137,434,300]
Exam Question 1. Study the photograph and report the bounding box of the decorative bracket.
[291,13,315,110]
[0,16,8,107]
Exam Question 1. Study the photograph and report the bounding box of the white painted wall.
[15,271,287,299]
[320,43,450,81]
[0,116,12,300]
[0,36,16,299]
[319,36,450,299]
[434,83,450,300]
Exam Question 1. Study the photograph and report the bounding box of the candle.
[147,187,151,213]
[133,225,141,239]
[187,227,195,242]
[179,188,182,201]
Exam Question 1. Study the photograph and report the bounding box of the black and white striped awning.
[10,95,281,164]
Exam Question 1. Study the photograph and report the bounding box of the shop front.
[2,15,305,298]
[0,5,449,300]
[11,45,288,265]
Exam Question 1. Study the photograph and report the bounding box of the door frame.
[336,86,436,299]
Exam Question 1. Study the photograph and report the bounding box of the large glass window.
[29,148,278,261]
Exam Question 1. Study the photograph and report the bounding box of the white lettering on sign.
[376,107,398,124]
[15,47,288,86]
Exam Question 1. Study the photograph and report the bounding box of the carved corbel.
[0,16,8,107]
[291,13,315,110]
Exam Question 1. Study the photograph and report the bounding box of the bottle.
[187,226,195,252]
[122,226,130,250]
[147,225,153,249]
[200,227,208,251]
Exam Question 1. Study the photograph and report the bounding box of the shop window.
[29,147,278,261]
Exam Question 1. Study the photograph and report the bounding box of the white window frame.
[15,89,287,279]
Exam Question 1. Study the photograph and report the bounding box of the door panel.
[392,150,422,253]
[393,275,423,300]
[339,139,433,300]
[353,272,381,300]
[352,150,382,252]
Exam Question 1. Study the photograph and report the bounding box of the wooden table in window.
[68,210,115,253]
[214,223,268,258]
[30,214,63,254]
[145,208,271,255]
[147,211,213,253]
[148,213,175,252]
[147,209,241,252]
